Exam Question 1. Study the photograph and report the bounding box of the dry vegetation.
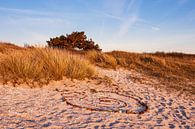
[0,42,194,94]
[0,43,95,86]
[86,50,117,69]
[106,51,195,79]
[106,51,195,93]
[85,50,195,94]
[0,42,23,53]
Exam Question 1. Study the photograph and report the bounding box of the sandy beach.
[0,68,194,129]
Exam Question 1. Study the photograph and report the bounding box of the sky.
[0,0,195,53]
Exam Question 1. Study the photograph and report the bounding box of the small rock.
[180,109,188,119]
[169,99,173,102]
[109,121,119,126]
[181,122,186,125]
[96,119,103,122]
[55,88,59,92]
[156,119,162,125]
[61,96,66,102]
[175,113,183,119]
[101,124,106,128]
[42,122,52,127]
[119,109,126,113]
[145,95,150,100]
[175,110,179,113]
[167,99,173,106]
[58,109,66,114]
[90,89,97,93]
[158,108,164,113]
[167,102,172,106]
[169,124,175,128]
[26,119,36,123]
[191,107,195,110]
[67,115,73,119]
[161,97,166,102]
[179,106,185,109]
[162,115,168,120]
[185,125,190,129]
[161,103,166,107]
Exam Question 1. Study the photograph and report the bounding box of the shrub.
[47,31,101,51]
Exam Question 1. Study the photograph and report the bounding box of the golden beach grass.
[0,47,96,85]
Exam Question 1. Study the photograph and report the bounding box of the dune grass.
[0,48,96,86]
[0,42,194,93]
[106,51,195,93]
[84,49,195,93]
[86,50,117,69]
[106,51,195,79]
[0,42,23,54]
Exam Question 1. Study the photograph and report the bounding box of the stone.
[42,122,52,127]
[169,124,175,128]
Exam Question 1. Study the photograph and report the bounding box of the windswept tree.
[47,31,101,51]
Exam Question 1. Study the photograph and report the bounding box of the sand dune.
[0,68,194,128]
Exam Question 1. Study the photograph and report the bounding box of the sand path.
[0,68,194,128]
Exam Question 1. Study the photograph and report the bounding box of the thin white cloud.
[126,0,136,12]
[152,26,160,31]
[118,0,141,36]
[92,0,127,21]
[0,7,53,16]
[0,6,79,18]
[0,6,71,30]
[102,12,123,21]
[102,0,127,16]
[0,7,72,44]
[139,19,161,31]
[0,14,71,29]
[119,15,138,36]
[93,10,124,21]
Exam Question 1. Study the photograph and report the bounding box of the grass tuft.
[86,50,117,69]
[0,48,96,85]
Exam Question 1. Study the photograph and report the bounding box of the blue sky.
[0,0,194,53]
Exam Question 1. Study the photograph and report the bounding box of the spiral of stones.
[62,91,148,114]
